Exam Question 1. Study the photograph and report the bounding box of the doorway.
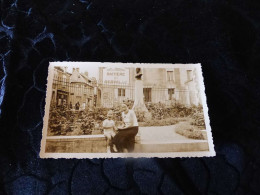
[143,88,152,102]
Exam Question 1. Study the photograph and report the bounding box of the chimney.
[64,67,68,72]
[73,68,75,72]
[84,71,88,77]
[76,68,80,72]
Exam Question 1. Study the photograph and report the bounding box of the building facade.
[69,68,95,108]
[52,67,71,106]
[51,66,201,109]
[51,67,101,109]
[98,67,201,107]
[98,67,135,107]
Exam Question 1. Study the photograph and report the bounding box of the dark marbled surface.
[0,0,260,194]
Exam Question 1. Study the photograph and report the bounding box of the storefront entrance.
[56,90,68,106]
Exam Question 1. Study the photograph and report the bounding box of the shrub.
[123,99,134,109]
[135,110,146,122]
[170,103,198,117]
[190,111,206,128]
[145,102,203,119]
[48,103,205,135]
[80,119,95,135]
[175,123,205,140]
[48,106,71,135]
[146,102,168,120]
[111,104,122,121]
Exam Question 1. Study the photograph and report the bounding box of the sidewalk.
[138,125,196,144]
[135,125,209,153]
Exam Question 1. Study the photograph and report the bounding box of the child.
[103,110,118,153]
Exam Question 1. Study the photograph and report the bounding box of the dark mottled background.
[0,0,260,194]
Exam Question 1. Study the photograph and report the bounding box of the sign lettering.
[103,68,129,85]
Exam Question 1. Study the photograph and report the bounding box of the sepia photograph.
[40,62,215,158]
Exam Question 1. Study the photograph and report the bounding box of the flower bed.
[47,103,206,136]
[48,106,111,136]
[145,102,204,119]
[175,122,205,140]
[190,111,206,129]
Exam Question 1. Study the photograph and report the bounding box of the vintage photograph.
[40,62,215,158]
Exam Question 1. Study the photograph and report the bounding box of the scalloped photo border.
[40,62,215,158]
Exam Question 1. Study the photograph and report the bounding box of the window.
[187,70,193,81]
[167,71,174,81]
[62,75,66,86]
[168,88,175,100]
[118,88,125,97]
[143,88,152,102]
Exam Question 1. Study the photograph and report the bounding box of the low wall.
[45,135,107,153]
[46,135,141,153]
[45,134,208,153]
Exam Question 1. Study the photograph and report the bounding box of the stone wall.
[44,134,209,153]
[45,135,107,153]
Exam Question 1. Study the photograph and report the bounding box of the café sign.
[103,67,129,85]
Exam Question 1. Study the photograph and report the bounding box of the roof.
[70,70,92,85]
[70,70,86,83]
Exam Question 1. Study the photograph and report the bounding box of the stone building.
[69,68,94,109]
[98,67,136,107]
[52,67,71,106]
[51,67,101,109]
[142,67,201,105]
[98,67,201,107]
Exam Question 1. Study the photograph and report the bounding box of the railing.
[51,79,95,109]
[51,78,199,109]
